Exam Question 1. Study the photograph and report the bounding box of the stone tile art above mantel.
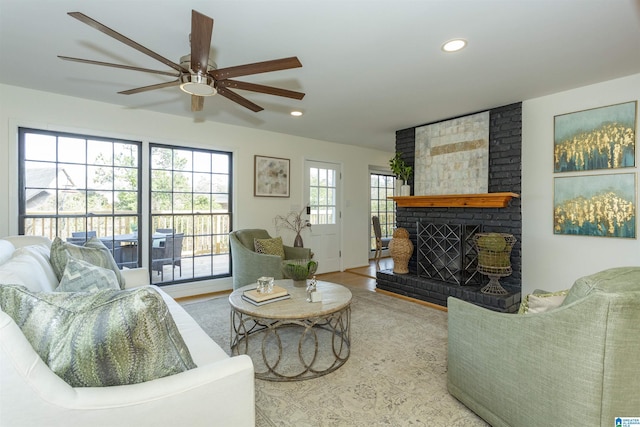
[389,192,520,208]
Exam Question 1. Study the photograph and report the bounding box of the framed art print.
[254,155,290,197]
[553,172,636,238]
[554,101,636,172]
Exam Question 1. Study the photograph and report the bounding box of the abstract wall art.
[414,111,490,195]
[554,101,636,172]
[254,155,290,197]
[553,172,636,238]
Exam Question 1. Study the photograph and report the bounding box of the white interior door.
[304,160,341,274]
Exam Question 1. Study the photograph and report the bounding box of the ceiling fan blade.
[58,56,179,77]
[67,12,187,74]
[217,80,305,100]
[217,87,263,112]
[118,80,181,95]
[212,57,302,80]
[190,10,213,74]
[192,95,204,111]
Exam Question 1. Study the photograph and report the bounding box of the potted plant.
[389,152,412,196]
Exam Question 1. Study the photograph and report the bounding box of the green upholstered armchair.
[447,267,640,426]
[229,229,312,289]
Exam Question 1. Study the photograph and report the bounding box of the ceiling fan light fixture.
[180,73,217,96]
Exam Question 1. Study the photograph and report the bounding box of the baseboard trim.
[375,288,448,312]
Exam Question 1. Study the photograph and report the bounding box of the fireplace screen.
[417,222,482,286]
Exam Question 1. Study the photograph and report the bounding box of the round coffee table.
[229,279,352,381]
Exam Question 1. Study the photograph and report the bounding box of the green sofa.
[447,267,640,426]
[229,229,312,289]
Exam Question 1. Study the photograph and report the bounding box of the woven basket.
[389,227,413,274]
[473,233,516,295]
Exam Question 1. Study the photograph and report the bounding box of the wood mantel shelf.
[389,192,519,208]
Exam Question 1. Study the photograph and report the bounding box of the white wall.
[522,73,640,295]
[0,84,392,296]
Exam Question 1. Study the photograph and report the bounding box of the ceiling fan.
[58,10,305,112]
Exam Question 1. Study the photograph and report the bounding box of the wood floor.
[318,257,393,291]
[177,257,447,312]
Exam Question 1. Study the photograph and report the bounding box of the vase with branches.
[274,206,312,247]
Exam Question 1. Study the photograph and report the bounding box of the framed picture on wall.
[254,155,290,197]
[554,101,637,172]
[553,172,636,238]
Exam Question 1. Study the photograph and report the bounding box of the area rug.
[182,288,487,427]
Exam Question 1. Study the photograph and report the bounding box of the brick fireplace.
[376,103,522,312]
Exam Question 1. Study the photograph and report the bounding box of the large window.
[149,144,232,284]
[19,128,141,266]
[370,172,395,252]
[18,128,232,286]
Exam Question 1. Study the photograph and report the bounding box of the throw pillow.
[57,258,120,292]
[50,236,124,289]
[0,284,197,387]
[254,236,286,258]
[518,289,569,314]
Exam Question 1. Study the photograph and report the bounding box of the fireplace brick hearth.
[376,270,521,312]
[377,103,522,312]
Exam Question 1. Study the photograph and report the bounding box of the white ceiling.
[1,0,639,152]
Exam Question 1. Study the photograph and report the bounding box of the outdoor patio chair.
[151,233,184,280]
[372,216,390,268]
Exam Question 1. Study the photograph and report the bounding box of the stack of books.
[242,285,291,306]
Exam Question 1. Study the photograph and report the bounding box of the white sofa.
[0,235,255,427]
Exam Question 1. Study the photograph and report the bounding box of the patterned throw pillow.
[518,289,569,314]
[57,258,120,292]
[50,237,124,289]
[254,236,286,258]
[0,284,197,387]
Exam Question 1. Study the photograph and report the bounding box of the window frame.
[369,170,395,252]
[148,142,233,285]
[18,128,142,261]
[17,127,233,286]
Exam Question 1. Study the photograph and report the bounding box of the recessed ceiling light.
[290,111,303,117]
[442,39,467,53]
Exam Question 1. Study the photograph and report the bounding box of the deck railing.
[24,213,230,255]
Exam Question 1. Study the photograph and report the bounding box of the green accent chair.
[447,267,640,426]
[229,229,312,289]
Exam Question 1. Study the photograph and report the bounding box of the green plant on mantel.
[389,152,413,183]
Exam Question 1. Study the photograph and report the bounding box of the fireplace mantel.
[389,192,519,208]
